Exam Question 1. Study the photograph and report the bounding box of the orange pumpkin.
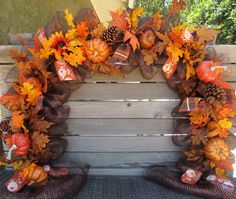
[6,133,30,160]
[204,138,229,162]
[139,30,155,49]
[196,61,218,83]
[85,38,109,63]
[207,121,221,137]
[21,163,48,185]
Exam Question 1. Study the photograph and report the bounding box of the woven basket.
[144,164,236,199]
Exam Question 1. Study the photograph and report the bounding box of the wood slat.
[1,64,236,83]
[67,118,174,135]
[58,152,182,168]
[212,45,236,63]
[64,136,182,152]
[68,101,179,119]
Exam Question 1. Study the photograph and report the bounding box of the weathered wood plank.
[64,136,182,152]
[1,64,236,83]
[58,152,182,168]
[0,46,22,64]
[68,101,179,119]
[67,118,174,135]
[70,83,178,100]
[212,45,236,63]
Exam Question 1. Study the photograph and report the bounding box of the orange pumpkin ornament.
[5,133,30,160]
[21,163,48,185]
[196,61,218,83]
[204,138,229,162]
[139,30,155,49]
[85,38,109,63]
[207,121,221,138]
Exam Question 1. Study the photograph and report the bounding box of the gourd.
[6,133,30,160]
[139,30,155,49]
[21,163,48,185]
[204,138,229,162]
[196,61,217,83]
[85,38,109,63]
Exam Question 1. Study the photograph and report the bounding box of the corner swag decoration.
[0,0,236,198]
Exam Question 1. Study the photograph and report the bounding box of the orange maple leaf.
[31,131,49,153]
[124,31,140,51]
[76,21,89,38]
[0,94,23,111]
[189,110,210,127]
[110,11,129,31]
[156,32,171,54]
[166,42,184,63]
[152,12,162,31]
[10,111,28,132]
[215,160,233,171]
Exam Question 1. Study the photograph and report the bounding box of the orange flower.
[76,21,89,38]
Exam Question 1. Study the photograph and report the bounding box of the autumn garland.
[0,0,235,194]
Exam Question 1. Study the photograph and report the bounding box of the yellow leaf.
[218,118,232,129]
[0,161,8,167]
[215,167,226,176]
[186,63,195,80]
[131,7,143,30]
[166,42,184,63]
[65,9,75,28]
[63,47,86,66]
[12,160,23,171]
[20,82,42,105]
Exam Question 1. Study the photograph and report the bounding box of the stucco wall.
[0,0,94,44]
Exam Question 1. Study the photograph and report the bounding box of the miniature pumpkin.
[139,30,155,49]
[204,138,229,162]
[196,61,218,83]
[21,163,48,185]
[6,133,30,159]
[207,121,221,137]
[85,38,109,63]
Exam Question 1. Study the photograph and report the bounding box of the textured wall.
[0,0,94,44]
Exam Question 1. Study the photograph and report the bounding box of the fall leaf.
[152,12,162,31]
[30,117,54,133]
[92,23,106,38]
[156,32,171,54]
[196,25,219,43]
[110,10,129,31]
[184,147,204,162]
[9,50,27,63]
[124,31,140,51]
[189,110,210,127]
[166,42,184,63]
[168,0,186,14]
[31,131,49,153]
[219,130,229,138]
[76,21,89,38]
[216,104,236,120]
[20,82,42,105]
[218,118,232,129]
[215,167,226,176]
[0,161,8,167]
[12,160,24,171]
[191,129,208,146]
[186,63,195,80]
[63,46,86,66]
[65,9,75,28]
[14,34,29,46]
[131,7,143,30]
[141,47,158,66]
[10,111,28,133]
[0,93,23,111]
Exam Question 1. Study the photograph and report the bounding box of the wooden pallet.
[0,45,236,176]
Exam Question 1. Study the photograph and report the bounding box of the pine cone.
[198,82,227,105]
[101,26,122,46]
[0,120,11,134]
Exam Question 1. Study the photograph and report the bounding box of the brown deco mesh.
[0,163,89,199]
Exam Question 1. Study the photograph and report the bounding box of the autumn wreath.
[0,0,235,198]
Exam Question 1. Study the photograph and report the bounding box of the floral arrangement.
[0,0,235,197]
